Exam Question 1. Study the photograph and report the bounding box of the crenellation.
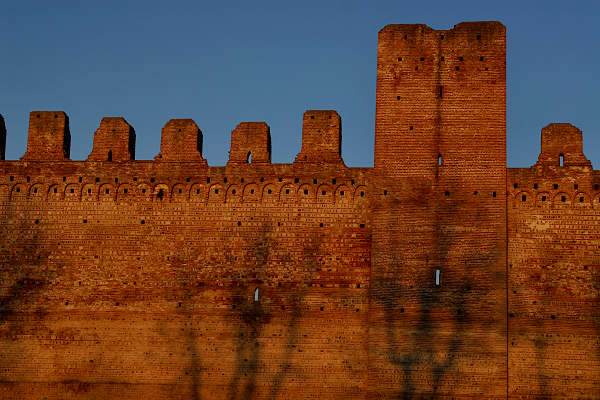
[0,114,5,161]
[295,110,343,165]
[535,123,592,169]
[87,117,136,162]
[227,121,271,166]
[21,111,71,161]
[155,119,206,163]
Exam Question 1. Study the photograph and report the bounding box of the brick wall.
[0,20,598,400]
[0,112,371,399]
[508,124,600,399]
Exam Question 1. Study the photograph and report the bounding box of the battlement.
[155,119,206,163]
[534,123,592,169]
[3,110,349,166]
[87,117,136,162]
[227,122,271,165]
[0,114,6,161]
[21,111,71,161]
[295,110,343,165]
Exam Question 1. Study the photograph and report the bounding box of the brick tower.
[369,22,507,398]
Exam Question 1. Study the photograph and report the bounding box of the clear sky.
[1,0,598,168]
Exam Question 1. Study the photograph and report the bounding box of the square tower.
[369,22,507,399]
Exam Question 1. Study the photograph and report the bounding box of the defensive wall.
[0,21,597,400]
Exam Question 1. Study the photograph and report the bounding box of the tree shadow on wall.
[225,221,322,400]
[372,187,503,399]
[0,202,57,377]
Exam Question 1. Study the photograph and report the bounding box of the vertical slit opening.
[254,288,259,302]
[435,269,441,286]
[559,154,564,167]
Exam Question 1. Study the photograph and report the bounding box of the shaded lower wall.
[367,176,507,399]
[508,167,600,399]
[0,162,371,400]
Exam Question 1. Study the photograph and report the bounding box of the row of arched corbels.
[0,182,368,204]
[512,191,600,209]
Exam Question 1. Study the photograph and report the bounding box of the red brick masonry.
[0,21,597,400]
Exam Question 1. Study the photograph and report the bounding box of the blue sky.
[1,0,598,167]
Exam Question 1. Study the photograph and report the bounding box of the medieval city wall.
[0,111,371,399]
[0,20,598,400]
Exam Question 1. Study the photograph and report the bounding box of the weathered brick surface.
[295,111,343,165]
[0,20,597,400]
[154,119,207,163]
[508,124,599,399]
[21,111,70,161]
[227,122,271,165]
[87,117,136,162]
[370,21,507,399]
